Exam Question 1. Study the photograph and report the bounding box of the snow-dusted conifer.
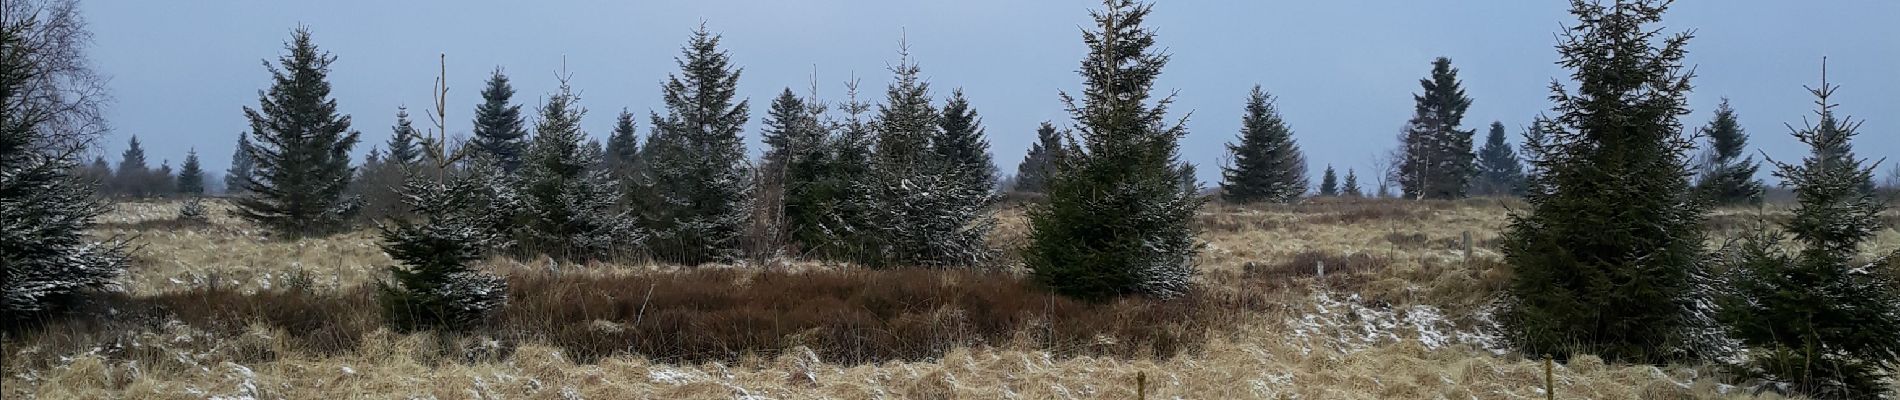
[865,43,995,268]
[642,25,753,265]
[233,27,362,237]
[516,74,638,261]
[1220,86,1306,203]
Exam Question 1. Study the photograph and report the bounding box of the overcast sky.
[81,0,1899,188]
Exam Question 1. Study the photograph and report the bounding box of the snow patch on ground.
[1284,290,1501,355]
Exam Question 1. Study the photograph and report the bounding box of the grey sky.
[82,1,1899,187]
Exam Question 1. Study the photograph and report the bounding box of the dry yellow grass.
[9,198,1896,398]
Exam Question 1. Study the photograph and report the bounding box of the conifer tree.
[386,106,422,166]
[151,160,175,195]
[1500,0,1711,363]
[377,156,513,332]
[1012,121,1064,194]
[225,132,255,195]
[864,44,995,268]
[1397,57,1476,200]
[642,25,752,265]
[516,74,637,261]
[1318,165,1338,197]
[760,89,809,176]
[233,27,363,237]
[936,89,998,193]
[1342,169,1362,197]
[113,135,149,197]
[470,67,528,171]
[602,109,640,181]
[1027,0,1200,300]
[1693,99,1764,205]
[176,149,205,196]
[1473,121,1527,196]
[1716,72,1900,399]
[3,4,128,324]
[1220,85,1306,203]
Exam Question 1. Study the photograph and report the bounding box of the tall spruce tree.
[602,109,640,180]
[1026,0,1200,300]
[1501,0,1712,363]
[760,89,809,176]
[1694,99,1764,205]
[470,67,528,171]
[642,25,752,265]
[1342,169,1362,197]
[1473,121,1527,196]
[516,75,637,261]
[799,81,881,262]
[1220,85,1306,203]
[386,107,421,166]
[1716,73,1900,399]
[233,27,363,236]
[864,44,995,268]
[176,149,205,196]
[1012,121,1064,194]
[936,89,998,193]
[225,132,255,195]
[1397,57,1476,200]
[113,135,149,197]
[2,8,129,323]
[1318,165,1339,197]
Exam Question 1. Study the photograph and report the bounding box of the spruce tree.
[602,109,640,181]
[1318,165,1338,197]
[2,15,128,323]
[516,75,637,261]
[1397,57,1476,200]
[113,136,149,198]
[1012,121,1064,194]
[864,44,995,268]
[1220,85,1306,203]
[470,67,528,171]
[377,157,513,332]
[1717,74,1900,399]
[1342,169,1362,197]
[1693,99,1764,205]
[642,25,752,265]
[225,132,255,195]
[233,27,363,237]
[386,106,422,166]
[760,89,809,176]
[176,149,205,196]
[151,161,175,195]
[1501,0,1711,363]
[1027,0,1200,300]
[936,89,998,193]
[1473,121,1527,196]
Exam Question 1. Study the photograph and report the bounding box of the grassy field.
[4,198,1895,399]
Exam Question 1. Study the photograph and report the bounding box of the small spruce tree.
[1342,169,1362,197]
[1717,73,1900,399]
[863,44,995,268]
[386,106,422,166]
[1693,99,1764,205]
[515,75,638,261]
[1318,165,1338,197]
[1219,85,1306,203]
[1473,121,1527,196]
[1026,0,1200,300]
[232,27,363,237]
[1012,121,1064,194]
[176,149,205,196]
[602,109,641,182]
[224,132,255,195]
[113,135,149,198]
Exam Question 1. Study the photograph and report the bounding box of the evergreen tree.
[1026,0,1201,300]
[1397,57,1476,200]
[225,132,255,195]
[113,135,150,197]
[936,89,998,193]
[176,149,205,196]
[1473,121,1527,196]
[470,67,528,171]
[642,25,753,265]
[1693,99,1764,205]
[376,159,512,332]
[233,27,363,237]
[864,44,995,268]
[760,89,809,176]
[151,161,175,195]
[386,106,422,166]
[602,109,640,180]
[2,6,129,324]
[1318,165,1338,197]
[516,75,638,261]
[1342,169,1362,197]
[1219,85,1306,203]
[1717,74,1900,399]
[1500,0,1711,363]
[1012,121,1064,194]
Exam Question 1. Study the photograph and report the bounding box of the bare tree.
[3,0,109,158]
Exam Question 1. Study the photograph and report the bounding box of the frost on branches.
[516,76,639,261]
[377,159,516,331]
